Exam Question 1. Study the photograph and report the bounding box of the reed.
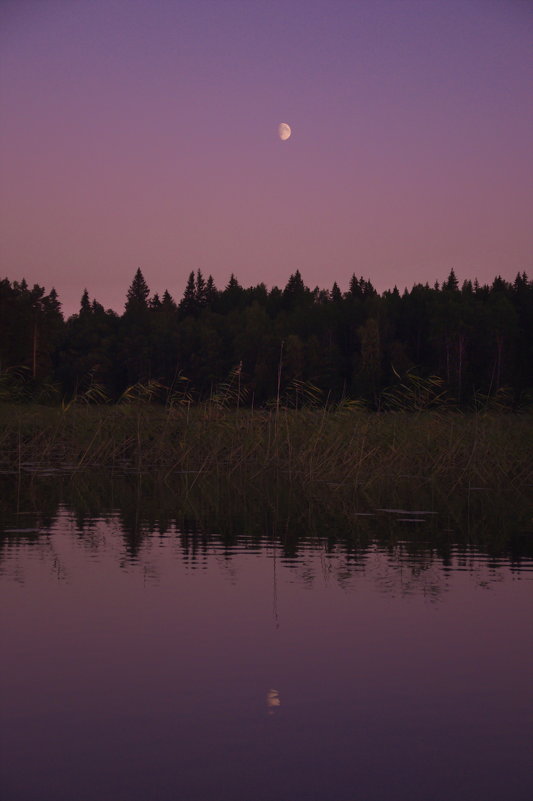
[0,403,531,548]
[0,447,530,553]
[0,403,531,494]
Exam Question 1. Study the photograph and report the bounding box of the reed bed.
[0,403,531,493]
[0,403,531,544]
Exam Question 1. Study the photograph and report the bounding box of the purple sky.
[1,0,531,315]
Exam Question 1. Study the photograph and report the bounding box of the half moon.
[278,122,291,141]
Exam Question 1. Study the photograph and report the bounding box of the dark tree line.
[1,268,532,407]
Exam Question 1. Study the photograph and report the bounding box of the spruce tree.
[179,271,197,317]
[195,270,206,307]
[80,289,91,316]
[443,269,459,292]
[125,268,150,314]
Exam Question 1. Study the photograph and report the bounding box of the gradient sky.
[1,0,531,315]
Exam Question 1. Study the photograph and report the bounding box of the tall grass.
[0,403,530,491]
[0,402,531,544]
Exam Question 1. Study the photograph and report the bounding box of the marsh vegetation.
[1,404,531,548]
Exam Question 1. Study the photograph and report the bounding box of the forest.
[0,268,532,409]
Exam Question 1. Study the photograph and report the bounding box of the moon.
[278,122,291,141]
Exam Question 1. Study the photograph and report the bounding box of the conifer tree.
[161,289,177,311]
[125,268,150,314]
[443,269,459,291]
[80,289,91,316]
[204,275,217,307]
[330,282,342,304]
[195,270,206,306]
[179,271,197,317]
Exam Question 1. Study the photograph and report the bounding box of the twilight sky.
[1,0,531,315]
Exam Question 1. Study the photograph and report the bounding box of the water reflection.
[1,506,531,605]
[1,471,531,562]
[1,474,532,801]
[267,689,281,715]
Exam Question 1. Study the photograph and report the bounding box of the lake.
[1,473,532,801]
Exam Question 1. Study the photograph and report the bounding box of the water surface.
[1,482,532,801]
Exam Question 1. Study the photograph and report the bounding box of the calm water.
[1,483,532,801]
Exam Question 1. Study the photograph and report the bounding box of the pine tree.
[443,269,459,292]
[491,275,507,293]
[348,274,361,298]
[204,275,217,307]
[195,270,206,306]
[330,282,342,304]
[122,269,151,383]
[219,274,244,313]
[179,271,197,317]
[284,270,305,296]
[125,268,150,313]
[283,270,308,309]
[226,274,241,291]
[80,289,91,316]
[161,289,177,311]
[361,278,376,298]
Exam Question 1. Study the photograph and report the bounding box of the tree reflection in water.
[0,471,530,596]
